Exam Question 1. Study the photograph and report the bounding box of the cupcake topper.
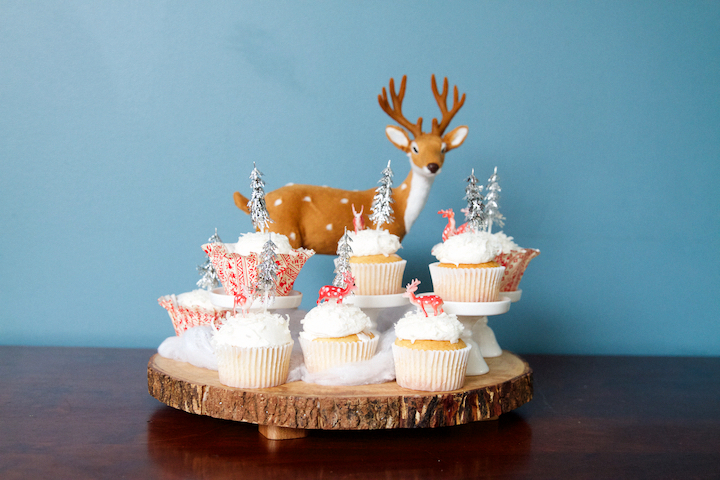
[196,228,223,290]
[352,204,365,234]
[463,168,486,232]
[317,271,357,305]
[403,279,444,317]
[484,166,505,233]
[255,234,279,310]
[233,284,254,317]
[333,228,354,288]
[247,163,273,233]
[369,160,394,229]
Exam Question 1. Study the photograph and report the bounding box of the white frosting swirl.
[225,232,293,255]
[346,228,401,257]
[394,310,465,344]
[212,311,292,348]
[492,231,523,253]
[299,302,372,340]
[431,231,501,265]
[175,289,216,311]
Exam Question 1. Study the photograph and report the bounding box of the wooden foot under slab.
[259,425,308,440]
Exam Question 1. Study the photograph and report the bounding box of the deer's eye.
[441,143,447,154]
[411,142,419,154]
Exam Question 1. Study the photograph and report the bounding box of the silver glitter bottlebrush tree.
[464,168,486,232]
[247,163,272,232]
[196,229,222,290]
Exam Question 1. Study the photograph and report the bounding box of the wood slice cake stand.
[147,351,533,440]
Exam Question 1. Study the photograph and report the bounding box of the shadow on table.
[147,405,532,479]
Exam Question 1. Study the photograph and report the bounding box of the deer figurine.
[352,204,365,234]
[317,271,357,305]
[438,208,472,241]
[403,279,444,317]
[233,285,254,316]
[233,75,468,255]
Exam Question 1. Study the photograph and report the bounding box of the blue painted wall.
[1,1,718,355]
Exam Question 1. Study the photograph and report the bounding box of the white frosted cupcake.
[429,231,505,302]
[158,289,229,336]
[299,302,378,373]
[212,310,293,388]
[491,232,540,292]
[392,308,470,392]
[345,228,406,295]
[203,232,314,298]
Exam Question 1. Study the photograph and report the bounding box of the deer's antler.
[378,76,424,138]
[430,74,466,135]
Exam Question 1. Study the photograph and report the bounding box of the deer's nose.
[426,163,440,174]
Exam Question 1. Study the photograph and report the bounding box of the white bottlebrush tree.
[369,160,394,229]
[484,166,505,233]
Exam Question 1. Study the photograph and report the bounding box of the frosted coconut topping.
[175,289,216,311]
[299,302,372,340]
[225,232,293,255]
[431,231,501,265]
[491,231,523,253]
[212,311,292,348]
[346,228,401,257]
[394,310,465,344]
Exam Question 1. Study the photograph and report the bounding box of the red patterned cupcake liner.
[202,243,314,297]
[158,295,229,336]
[494,248,540,292]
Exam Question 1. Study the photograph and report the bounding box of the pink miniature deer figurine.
[233,285,254,316]
[403,279,444,317]
[438,209,457,241]
[317,271,357,305]
[352,204,365,234]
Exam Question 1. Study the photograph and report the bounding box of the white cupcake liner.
[392,343,471,392]
[299,334,379,373]
[215,342,293,388]
[428,262,505,302]
[350,259,406,295]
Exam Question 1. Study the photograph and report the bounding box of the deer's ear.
[386,126,411,152]
[443,126,468,151]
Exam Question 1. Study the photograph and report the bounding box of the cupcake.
[299,301,379,373]
[211,310,293,389]
[392,306,470,392]
[491,232,540,292]
[345,228,406,295]
[429,231,505,302]
[158,289,229,336]
[203,232,314,298]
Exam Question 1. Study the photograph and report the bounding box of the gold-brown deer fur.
[233,75,468,255]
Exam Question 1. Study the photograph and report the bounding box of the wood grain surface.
[2,346,719,479]
[147,351,533,430]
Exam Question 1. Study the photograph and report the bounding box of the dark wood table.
[1,346,718,479]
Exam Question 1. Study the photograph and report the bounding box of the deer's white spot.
[285,182,295,186]
[326,224,333,231]
[400,183,408,190]
[289,232,296,241]
[302,196,312,202]
[340,198,349,204]
[274,198,282,206]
